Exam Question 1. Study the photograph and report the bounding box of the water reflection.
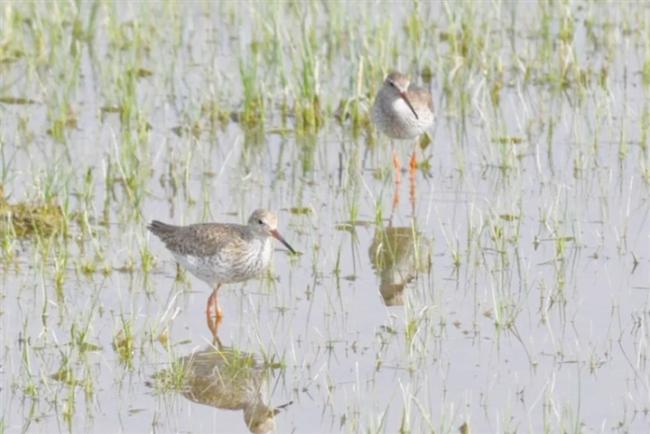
[368,224,429,305]
[153,347,290,433]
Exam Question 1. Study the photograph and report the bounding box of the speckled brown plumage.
[148,220,259,259]
[148,209,295,343]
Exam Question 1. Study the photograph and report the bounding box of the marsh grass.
[113,318,135,368]
[239,52,265,130]
[1,0,650,433]
[0,189,65,238]
[151,354,187,393]
[335,59,373,139]
[294,34,323,134]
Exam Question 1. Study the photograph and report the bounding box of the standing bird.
[372,71,434,184]
[148,209,296,343]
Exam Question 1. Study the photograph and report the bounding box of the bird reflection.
[152,347,290,434]
[368,225,428,305]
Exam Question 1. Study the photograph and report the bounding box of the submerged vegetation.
[1,1,649,433]
[0,186,65,237]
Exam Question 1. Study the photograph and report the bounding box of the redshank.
[372,71,434,182]
[153,347,292,433]
[368,225,427,306]
[148,209,296,343]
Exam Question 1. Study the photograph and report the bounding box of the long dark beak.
[271,229,296,254]
[272,401,294,415]
[399,91,419,120]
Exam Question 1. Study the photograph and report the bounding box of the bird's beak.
[272,401,294,415]
[399,91,419,120]
[271,229,296,254]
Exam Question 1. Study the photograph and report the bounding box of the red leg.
[392,148,402,185]
[213,305,224,347]
[392,183,400,211]
[409,150,417,176]
[206,285,222,339]
[216,305,223,326]
[409,150,417,213]
[392,148,402,210]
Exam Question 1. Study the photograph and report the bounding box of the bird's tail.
[147,220,179,238]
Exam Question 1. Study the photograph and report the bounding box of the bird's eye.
[388,81,395,87]
[258,219,264,225]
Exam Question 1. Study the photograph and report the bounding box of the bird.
[368,225,428,306]
[372,71,434,183]
[152,346,292,433]
[147,209,296,343]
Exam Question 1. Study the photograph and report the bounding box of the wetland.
[1,1,649,433]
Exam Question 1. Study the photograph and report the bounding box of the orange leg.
[409,150,417,177]
[392,148,401,210]
[409,150,417,213]
[391,186,400,211]
[392,148,402,185]
[206,285,223,344]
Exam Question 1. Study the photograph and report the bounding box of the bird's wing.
[409,85,434,112]
[154,223,250,258]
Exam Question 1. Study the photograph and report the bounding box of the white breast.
[372,90,432,140]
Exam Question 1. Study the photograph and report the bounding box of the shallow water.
[1,1,650,433]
